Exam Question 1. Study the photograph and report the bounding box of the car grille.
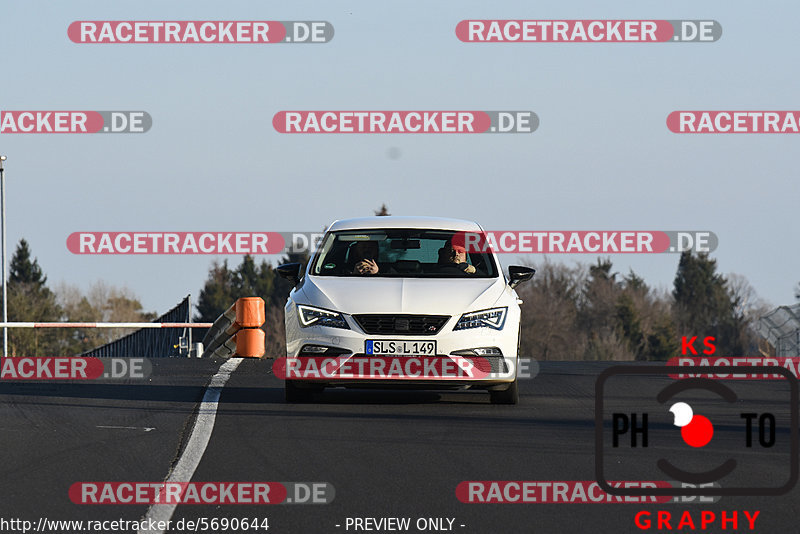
[353,314,450,335]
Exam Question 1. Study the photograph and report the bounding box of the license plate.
[365,340,437,356]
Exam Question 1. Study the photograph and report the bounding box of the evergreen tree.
[673,251,743,355]
[195,255,300,320]
[194,260,236,322]
[646,318,679,360]
[616,293,644,358]
[9,239,47,287]
[622,269,648,294]
[4,239,61,356]
[235,256,275,301]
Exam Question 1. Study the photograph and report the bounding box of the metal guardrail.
[201,297,266,359]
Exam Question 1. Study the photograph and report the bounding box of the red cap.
[450,233,468,253]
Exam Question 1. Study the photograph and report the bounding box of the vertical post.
[796,329,799,357]
[187,294,192,356]
[0,155,7,358]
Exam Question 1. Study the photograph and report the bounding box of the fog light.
[299,345,351,356]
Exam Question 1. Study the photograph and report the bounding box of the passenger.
[438,240,476,274]
[351,241,380,275]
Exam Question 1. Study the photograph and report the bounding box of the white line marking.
[138,358,242,534]
[97,425,155,432]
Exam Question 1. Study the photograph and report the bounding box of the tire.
[285,380,314,403]
[490,379,519,405]
[490,328,521,405]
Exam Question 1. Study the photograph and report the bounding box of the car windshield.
[311,229,499,278]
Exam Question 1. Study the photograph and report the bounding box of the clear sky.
[0,1,797,316]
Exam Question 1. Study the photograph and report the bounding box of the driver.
[438,240,476,274]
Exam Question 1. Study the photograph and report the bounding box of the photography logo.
[668,402,713,448]
[595,366,798,497]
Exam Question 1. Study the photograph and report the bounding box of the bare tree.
[263,302,287,358]
[727,272,772,354]
[517,259,587,360]
[54,281,155,353]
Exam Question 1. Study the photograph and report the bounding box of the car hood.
[298,276,507,315]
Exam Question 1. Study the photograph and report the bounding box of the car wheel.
[489,379,519,405]
[285,380,314,403]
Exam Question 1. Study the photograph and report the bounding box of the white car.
[277,216,534,404]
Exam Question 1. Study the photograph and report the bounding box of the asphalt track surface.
[1,359,797,534]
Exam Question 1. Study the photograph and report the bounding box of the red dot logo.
[670,402,714,448]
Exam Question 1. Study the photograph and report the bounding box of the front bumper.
[284,312,519,388]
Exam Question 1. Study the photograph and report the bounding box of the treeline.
[194,250,771,361]
[192,203,778,360]
[2,239,156,356]
[128,245,800,361]
[4,212,789,360]
[516,254,770,360]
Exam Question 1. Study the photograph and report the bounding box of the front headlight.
[453,307,507,331]
[297,305,350,330]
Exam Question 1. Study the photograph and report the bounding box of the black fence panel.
[81,296,193,358]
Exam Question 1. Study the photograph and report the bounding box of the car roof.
[326,216,483,232]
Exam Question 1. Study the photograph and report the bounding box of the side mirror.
[508,265,535,289]
[277,263,302,285]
